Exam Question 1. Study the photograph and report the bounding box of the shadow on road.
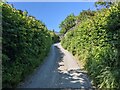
[54,44,91,88]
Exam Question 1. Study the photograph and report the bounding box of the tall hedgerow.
[2,3,58,88]
[61,2,120,88]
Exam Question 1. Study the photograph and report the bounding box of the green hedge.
[61,3,120,88]
[49,31,60,43]
[2,3,56,88]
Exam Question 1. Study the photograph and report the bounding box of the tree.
[95,0,113,9]
[59,14,76,35]
[76,9,95,22]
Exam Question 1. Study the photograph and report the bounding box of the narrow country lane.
[18,43,91,88]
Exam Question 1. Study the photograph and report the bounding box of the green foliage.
[95,1,112,9]
[61,3,120,88]
[76,9,95,22]
[59,14,76,34]
[2,3,57,88]
[49,30,60,43]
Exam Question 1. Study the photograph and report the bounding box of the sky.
[8,2,96,32]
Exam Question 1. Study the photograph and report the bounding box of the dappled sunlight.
[55,44,92,88]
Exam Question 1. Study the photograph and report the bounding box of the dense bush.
[61,3,120,88]
[2,3,58,88]
[59,14,76,35]
[49,31,60,43]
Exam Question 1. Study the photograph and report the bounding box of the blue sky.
[8,2,96,32]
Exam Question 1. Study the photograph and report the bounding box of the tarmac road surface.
[18,43,91,88]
